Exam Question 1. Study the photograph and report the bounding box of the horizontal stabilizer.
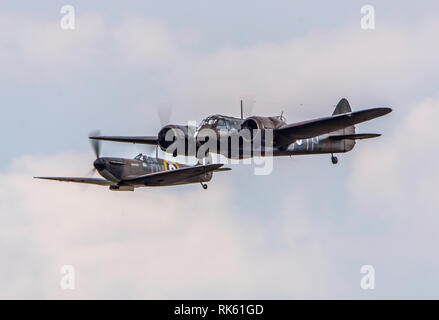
[214,167,232,172]
[329,133,381,140]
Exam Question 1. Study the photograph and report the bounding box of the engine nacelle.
[241,116,286,141]
[158,125,196,156]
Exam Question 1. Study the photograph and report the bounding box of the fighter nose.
[93,158,106,171]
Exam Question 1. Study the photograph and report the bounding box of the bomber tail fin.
[331,98,356,135]
[333,98,352,115]
[330,98,356,151]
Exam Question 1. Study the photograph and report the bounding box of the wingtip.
[383,107,393,114]
[214,167,232,172]
[34,177,52,181]
[370,106,392,117]
[34,177,51,180]
[207,163,227,171]
[364,133,382,139]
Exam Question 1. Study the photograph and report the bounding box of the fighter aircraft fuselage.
[94,155,212,187]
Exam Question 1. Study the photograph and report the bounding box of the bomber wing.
[121,163,225,186]
[274,107,392,147]
[89,135,158,145]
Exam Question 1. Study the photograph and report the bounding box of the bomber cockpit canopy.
[198,114,244,130]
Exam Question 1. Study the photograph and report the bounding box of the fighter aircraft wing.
[34,177,113,186]
[121,163,225,186]
[89,135,158,145]
[274,107,392,147]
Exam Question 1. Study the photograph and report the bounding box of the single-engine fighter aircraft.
[90,98,392,164]
[34,139,230,191]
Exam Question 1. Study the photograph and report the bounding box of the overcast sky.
[0,1,438,299]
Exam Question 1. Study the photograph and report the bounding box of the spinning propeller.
[153,103,173,158]
[87,130,105,175]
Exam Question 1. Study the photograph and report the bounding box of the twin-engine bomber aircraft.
[35,139,230,191]
[89,98,392,164]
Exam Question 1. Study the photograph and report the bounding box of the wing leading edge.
[89,136,158,145]
[34,177,113,186]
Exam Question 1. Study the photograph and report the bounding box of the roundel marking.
[168,163,177,170]
[164,160,180,171]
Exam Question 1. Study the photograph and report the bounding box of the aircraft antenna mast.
[240,100,243,119]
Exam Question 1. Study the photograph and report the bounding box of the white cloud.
[169,20,439,120]
[350,96,439,217]
[346,96,439,297]
[0,153,341,299]
[0,12,176,82]
[2,11,438,120]
[113,16,176,67]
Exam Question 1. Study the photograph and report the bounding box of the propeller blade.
[86,167,96,177]
[89,130,101,159]
[240,96,256,119]
[156,103,173,127]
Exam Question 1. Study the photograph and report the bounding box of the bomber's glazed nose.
[93,158,106,171]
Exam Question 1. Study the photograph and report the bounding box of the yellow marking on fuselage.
[163,160,180,171]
